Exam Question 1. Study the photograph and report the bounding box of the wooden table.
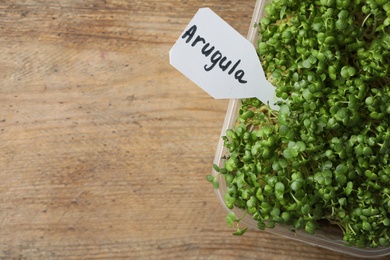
[0,1,384,259]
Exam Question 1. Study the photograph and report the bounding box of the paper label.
[169,8,278,110]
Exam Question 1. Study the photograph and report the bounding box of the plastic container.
[211,0,390,258]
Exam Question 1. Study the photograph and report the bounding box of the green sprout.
[226,211,248,236]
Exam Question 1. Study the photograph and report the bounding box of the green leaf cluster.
[210,0,390,248]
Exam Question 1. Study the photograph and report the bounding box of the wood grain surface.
[0,1,385,259]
